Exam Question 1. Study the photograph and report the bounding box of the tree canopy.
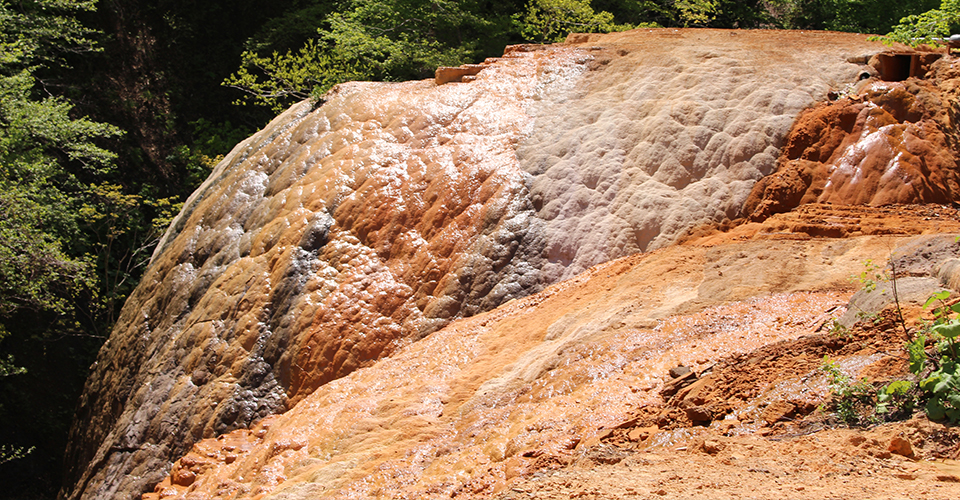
[0,1,177,494]
[222,0,946,111]
[874,0,960,46]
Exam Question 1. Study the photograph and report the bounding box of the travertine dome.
[64,29,928,500]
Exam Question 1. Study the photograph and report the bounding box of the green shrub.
[826,290,960,426]
[873,0,960,47]
[820,356,892,425]
[913,292,960,422]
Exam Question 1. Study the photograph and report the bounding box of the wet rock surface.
[743,59,960,220]
[63,29,960,500]
[143,218,960,499]
[504,306,960,500]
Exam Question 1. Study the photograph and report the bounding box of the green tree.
[875,0,960,46]
[775,0,940,34]
[0,0,126,335]
[674,0,717,26]
[226,0,502,110]
[514,0,634,43]
[589,0,674,26]
[0,0,166,495]
[225,38,374,111]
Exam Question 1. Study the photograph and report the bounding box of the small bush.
[913,292,960,422]
[823,290,960,426]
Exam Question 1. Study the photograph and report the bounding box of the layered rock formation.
[64,29,935,500]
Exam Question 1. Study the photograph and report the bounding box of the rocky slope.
[144,211,960,500]
[63,29,960,500]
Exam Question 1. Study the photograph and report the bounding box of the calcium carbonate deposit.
[64,29,906,500]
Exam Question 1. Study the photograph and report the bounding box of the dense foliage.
[225,0,522,110]
[225,0,946,111]
[514,0,634,43]
[875,0,960,46]
[0,0,953,497]
[0,0,117,490]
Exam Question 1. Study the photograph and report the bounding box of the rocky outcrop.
[63,29,927,500]
[435,63,489,84]
[143,223,960,499]
[743,58,960,221]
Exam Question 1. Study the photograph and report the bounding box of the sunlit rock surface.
[744,59,960,220]
[64,29,904,500]
[144,232,958,499]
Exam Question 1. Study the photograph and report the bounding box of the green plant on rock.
[875,379,917,419]
[855,310,883,326]
[912,291,960,422]
[828,318,850,337]
[820,352,919,425]
[830,282,960,424]
[850,256,909,337]
[852,259,890,293]
[820,356,878,426]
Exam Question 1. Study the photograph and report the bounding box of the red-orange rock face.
[743,61,960,220]
[63,30,932,500]
[141,227,960,500]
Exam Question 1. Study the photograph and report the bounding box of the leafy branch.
[872,0,960,47]
[513,0,634,43]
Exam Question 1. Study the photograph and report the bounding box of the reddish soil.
[683,203,960,246]
[497,422,960,500]
[498,309,960,500]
